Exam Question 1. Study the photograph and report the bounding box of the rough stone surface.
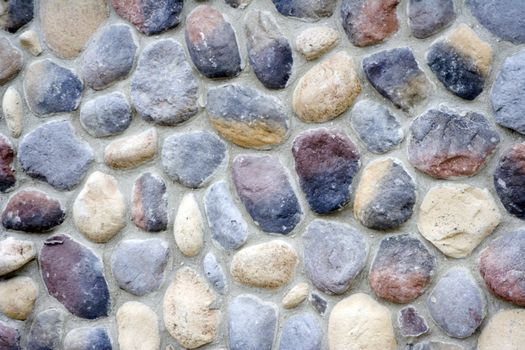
[0,321,20,349]
[203,251,226,294]
[117,301,160,350]
[40,234,110,319]
[112,0,183,35]
[303,219,367,294]
[19,30,42,56]
[408,107,500,179]
[131,39,198,126]
[105,128,157,169]
[494,143,525,219]
[418,184,501,258]
[369,234,436,303]
[2,86,23,138]
[271,0,335,19]
[478,309,525,350]
[27,309,64,350]
[162,131,226,188]
[80,92,132,138]
[0,237,35,276]
[293,51,361,123]
[232,155,302,234]
[18,121,93,190]
[282,282,308,309]
[354,158,416,230]
[0,134,15,193]
[0,276,37,320]
[132,172,168,232]
[427,267,486,338]
[0,0,34,33]
[0,37,22,85]
[279,313,322,350]
[63,327,112,350]
[310,292,328,315]
[408,0,455,38]
[185,5,242,79]
[296,26,339,60]
[174,193,204,257]
[207,84,289,149]
[468,0,525,44]
[398,306,429,337]
[111,238,169,296]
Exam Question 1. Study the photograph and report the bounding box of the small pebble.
[27,309,64,350]
[282,283,308,309]
[0,237,35,276]
[310,293,328,315]
[494,143,525,219]
[63,327,112,350]
[112,0,183,35]
[0,276,37,320]
[0,321,20,349]
[117,301,160,350]
[478,309,525,350]
[0,0,34,33]
[225,0,251,9]
[398,306,429,337]
[18,30,42,56]
[203,251,227,294]
[104,128,157,169]
[296,26,339,60]
[79,92,132,138]
[174,193,204,257]
[0,134,15,192]
[271,0,335,20]
[0,37,22,85]
[2,86,23,138]
[132,172,168,232]
[408,0,455,38]
[279,313,323,350]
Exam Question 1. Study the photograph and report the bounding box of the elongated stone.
[174,193,204,257]
[203,252,227,294]
[398,306,429,337]
[296,26,339,61]
[304,219,367,294]
[132,172,167,232]
[0,37,22,85]
[185,5,242,78]
[104,128,157,169]
[271,0,335,19]
[0,321,20,349]
[80,92,132,138]
[41,234,110,319]
[408,0,455,38]
[478,309,525,350]
[279,313,322,350]
[409,341,464,350]
[494,143,525,219]
[117,301,160,350]
[27,309,64,350]
[245,11,292,89]
[0,276,37,320]
[112,0,183,35]
[0,134,15,192]
[0,0,34,33]
[2,86,23,138]
[232,155,302,234]
[310,292,327,315]
[282,283,308,309]
[64,327,112,350]
[292,128,360,214]
[0,237,35,276]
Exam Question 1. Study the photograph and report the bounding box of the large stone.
[174,193,204,257]
[131,39,198,126]
[418,184,501,258]
[2,86,23,138]
[328,293,396,350]
[408,107,499,179]
[0,321,20,349]
[369,234,436,303]
[279,313,322,350]
[104,128,157,169]
[27,309,64,350]
[18,121,93,190]
[163,267,219,349]
[282,283,308,309]
[293,128,360,214]
[64,327,112,350]
[296,26,339,61]
[0,276,37,320]
[112,0,183,35]
[271,0,335,19]
[0,0,34,33]
[40,234,110,319]
[293,51,361,123]
[203,251,227,294]
[398,306,429,337]
[494,143,525,219]
[117,301,160,350]
[478,309,525,350]
[0,37,22,85]
[354,158,416,230]
[408,0,455,38]
[232,155,302,234]
[0,237,35,276]
[303,220,367,294]
[132,172,168,232]
[185,5,242,78]
[80,92,132,138]
[207,84,289,149]
[0,134,15,192]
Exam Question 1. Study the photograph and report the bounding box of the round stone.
[0,37,22,85]
[478,309,525,350]
[104,128,157,169]
[2,86,23,138]
[494,143,525,219]
[271,0,335,19]
[0,237,35,276]
[282,283,309,309]
[79,92,132,138]
[112,0,183,35]
[296,26,339,61]
[203,251,227,295]
[418,184,501,258]
[0,276,37,320]
[27,309,64,350]
[63,327,112,350]
[0,0,34,33]
[0,133,16,193]
[174,193,204,257]
[408,0,455,38]
[398,306,429,337]
[132,172,168,232]
[279,313,323,350]
[468,0,525,44]
[117,301,160,350]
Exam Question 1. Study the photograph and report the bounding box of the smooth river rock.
[2,86,23,138]
[203,251,227,294]
[104,128,157,169]
[0,0,34,33]
[64,327,112,350]
[27,309,64,350]
[0,237,35,276]
[80,92,132,138]
[279,313,323,350]
[296,26,339,61]
[132,172,168,232]
[112,0,183,35]
[494,142,525,219]
[174,193,204,257]
[408,0,455,38]
[0,276,37,320]
[0,37,22,85]
[398,306,429,337]
[282,283,309,309]
[271,0,335,19]
[117,301,160,350]
[478,309,525,350]
[0,134,15,193]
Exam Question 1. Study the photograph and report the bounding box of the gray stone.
[203,251,227,294]
[132,172,168,232]
[0,0,34,33]
[408,0,455,38]
[271,0,335,19]
[0,37,22,85]
[468,0,525,44]
[494,143,525,220]
[79,92,132,138]
[112,0,183,35]
[0,321,20,349]
[27,309,65,350]
[131,39,198,126]
[309,293,327,315]
[18,120,93,191]
[225,0,251,9]
[279,313,322,350]
[0,134,16,193]
[64,327,112,350]
[408,341,464,350]
[398,306,429,337]
[111,238,169,296]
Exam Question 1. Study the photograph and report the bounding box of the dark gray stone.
[79,92,132,138]
[0,0,34,33]
[0,134,15,193]
[27,309,65,350]
[493,143,525,220]
[64,327,112,350]
[0,321,20,349]
[408,0,455,38]
[398,306,429,337]
[112,0,183,35]
[132,172,168,232]
[279,313,322,350]
[271,0,335,19]
[468,0,525,44]
[203,251,227,294]
[309,293,328,315]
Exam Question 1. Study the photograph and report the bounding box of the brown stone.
[0,37,22,84]
[0,133,15,193]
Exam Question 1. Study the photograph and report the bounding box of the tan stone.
[73,171,126,243]
[0,276,38,320]
[163,267,219,349]
[353,158,392,221]
[117,301,160,350]
[2,86,23,138]
[282,282,309,309]
[328,293,396,350]
[447,24,492,76]
[478,309,525,350]
[174,193,204,257]
[293,51,361,123]
[19,30,43,56]
[231,240,298,288]
[296,26,339,60]
[104,128,157,169]
[210,119,286,150]
[0,237,35,276]
[418,184,501,258]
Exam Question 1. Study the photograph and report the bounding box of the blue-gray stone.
[271,0,335,19]
[1,0,34,33]
[203,251,227,294]
[132,172,168,232]
[408,341,464,350]
[79,92,132,138]
[279,313,322,350]
[0,321,20,349]
[468,0,525,44]
[64,327,112,350]
[310,292,328,315]
[408,0,455,38]
[27,309,65,350]
[112,0,183,35]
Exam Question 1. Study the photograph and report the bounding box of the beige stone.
[447,24,492,76]
[478,309,525,350]
[2,86,23,138]
[174,193,204,257]
[73,171,126,243]
[231,240,298,288]
[282,282,309,309]
[296,26,339,60]
[328,293,396,350]
[0,237,35,276]
[293,51,361,123]
[418,184,501,258]
[0,276,38,320]
[19,30,43,56]
[117,301,160,350]
[353,157,392,221]
[163,267,219,349]
[104,128,157,169]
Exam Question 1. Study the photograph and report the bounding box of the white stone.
[117,301,160,350]
[282,282,309,309]
[104,128,157,169]
[0,237,35,276]
[0,276,38,320]
[174,193,204,257]
[478,309,525,350]
[296,26,339,60]
[19,30,43,56]
[2,86,23,138]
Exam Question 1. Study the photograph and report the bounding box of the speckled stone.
[131,39,198,126]
[363,48,429,111]
[117,301,160,350]
[494,143,525,219]
[350,99,403,154]
[132,172,168,232]
[292,128,360,214]
[27,309,64,350]
[18,121,93,190]
[104,128,157,169]
[2,190,65,232]
[174,193,204,257]
[478,309,525,350]
[0,0,34,33]
[369,234,435,303]
[232,155,302,234]
[40,234,110,319]
[24,60,83,116]
[185,5,242,79]
[0,321,20,349]
[341,0,399,47]
[207,84,289,149]
[245,11,292,89]
[296,26,339,61]
[310,292,328,315]
[0,276,37,320]
[112,0,183,35]
[228,295,277,350]
[271,0,335,20]
[0,37,22,85]
[303,219,367,294]
[408,107,499,179]
[408,341,464,350]
[63,327,112,350]
[162,131,226,188]
[398,306,429,337]
[0,134,15,193]
[282,283,308,309]
[2,86,23,138]
[18,29,42,56]
[427,267,486,338]
[279,313,322,350]
[354,158,416,230]
[82,24,137,90]
[203,251,227,294]
[80,92,132,138]
[408,0,455,38]
[111,238,169,296]
[0,237,35,276]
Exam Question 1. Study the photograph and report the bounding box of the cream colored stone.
[117,301,160,350]
[296,26,339,60]
[174,193,204,257]
[73,171,126,243]
[293,51,361,123]
[19,30,43,56]
[282,282,308,309]
[353,158,391,221]
[104,128,157,169]
[328,293,396,350]
[447,24,492,76]
[0,276,38,320]
[418,184,501,258]
[231,240,298,288]
[163,267,219,349]
[0,237,35,276]
[2,86,23,138]
[478,309,525,350]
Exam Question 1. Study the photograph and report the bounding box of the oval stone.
[0,0,34,33]
[40,234,110,319]
[494,143,525,219]
[271,0,335,19]
[0,321,20,349]
[132,172,168,232]
[296,26,339,61]
[0,237,35,276]
[104,128,157,169]
[478,309,525,350]
[27,309,64,350]
[174,193,204,257]
[279,313,322,350]
[0,134,15,192]
[292,128,360,214]
[80,92,132,138]
[203,251,227,294]
[2,86,23,138]
[408,0,455,38]
[282,283,308,309]
[117,301,160,350]
[112,0,183,35]
[0,37,22,85]
[0,276,38,320]
[64,327,112,350]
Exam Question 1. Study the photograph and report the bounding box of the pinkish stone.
[0,134,15,193]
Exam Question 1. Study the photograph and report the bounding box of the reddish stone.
[0,134,15,193]
[112,0,183,35]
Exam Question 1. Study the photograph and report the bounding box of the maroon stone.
[0,134,15,193]
[398,306,429,337]
[0,321,20,349]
